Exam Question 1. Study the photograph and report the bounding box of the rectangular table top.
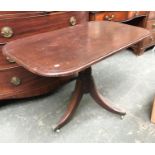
[3,21,150,77]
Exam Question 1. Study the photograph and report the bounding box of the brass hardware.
[105,15,109,20]
[105,14,115,21]
[1,26,14,38]
[6,57,15,63]
[152,23,155,29]
[121,115,125,120]
[10,76,21,86]
[111,14,115,18]
[69,16,77,26]
[135,11,139,16]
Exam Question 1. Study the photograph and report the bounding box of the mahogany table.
[2,21,150,131]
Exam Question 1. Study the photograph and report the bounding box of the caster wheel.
[55,129,61,133]
[52,125,61,133]
[121,115,125,120]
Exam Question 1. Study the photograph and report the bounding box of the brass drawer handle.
[105,15,110,20]
[6,57,15,63]
[111,14,115,18]
[135,11,139,16]
[1,26,14,38]
[69,16,77,26]
[10,76,21,86]
[105,14,115,21]
[152,23,155,29]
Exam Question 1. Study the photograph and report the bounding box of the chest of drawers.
[139,12,155,53]
[0,11,88,100]
[90,11,148,22]
[90,11,152,55]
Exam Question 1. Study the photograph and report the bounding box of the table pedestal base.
[53,67,126,132]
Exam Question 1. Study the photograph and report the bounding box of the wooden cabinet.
[0,11,88,44]
[90,11,153,55]
[90,11,130,22]
[90,11,148,22]
[142,13,155,51]
[0,11,88,100]
[130,12,155,55]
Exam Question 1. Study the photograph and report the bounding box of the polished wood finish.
[0,11,88,68]
[0,66,73,100]
[0,11,45,17]
[90,11,148,22]
[3,21,150,77]
[3,21,150,130]
[89,11,153,55]
[0,11,88,44]
[0,11,88,99]
[90,11,130,22]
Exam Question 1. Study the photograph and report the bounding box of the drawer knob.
[105,15,110,20]
[69,16,77,26]
[105,15,115,21]
[152,23,155,29]
[10,76,21,86]
[135,11,139,16]
[6,57,15,63]
[1,26,14,38]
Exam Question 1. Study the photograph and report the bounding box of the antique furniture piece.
[0,11,88,99]
[90,11,155,55]
[141,12,155,54]
[3,21,150,131]
[89,11,148,22]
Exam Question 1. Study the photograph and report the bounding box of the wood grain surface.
[3,21,150,77]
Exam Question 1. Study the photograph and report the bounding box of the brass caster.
[121,115,125,120]
[52,125,61,133]
[55,129,61,133]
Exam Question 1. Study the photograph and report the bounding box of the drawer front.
[93,12,129,22]
[90,11,149,22]
[0,11,88,44]
[0,11,46,19]
[134,11,149,16]
[0,66,72,99]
